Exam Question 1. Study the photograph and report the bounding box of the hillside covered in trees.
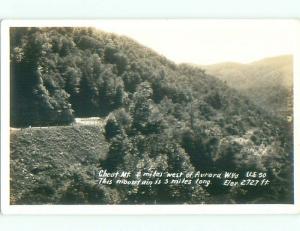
[201,55,293,119]
[10,27,293,204]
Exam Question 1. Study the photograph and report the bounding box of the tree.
[103,133,131,171]
[104,115,123,140]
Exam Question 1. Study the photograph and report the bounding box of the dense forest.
[10,27,293,204]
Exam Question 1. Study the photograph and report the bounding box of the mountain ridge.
[199,54,293,117]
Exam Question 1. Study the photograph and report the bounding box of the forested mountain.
[10,28,293,204]
[201,55,293,118]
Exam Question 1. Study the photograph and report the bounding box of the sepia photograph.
[1,20,298,214]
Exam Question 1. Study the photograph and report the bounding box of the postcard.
[1,19,299,214]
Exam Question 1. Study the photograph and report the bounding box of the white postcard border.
[1,19,300,215]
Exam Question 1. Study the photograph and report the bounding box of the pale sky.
[94,19,297,65]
